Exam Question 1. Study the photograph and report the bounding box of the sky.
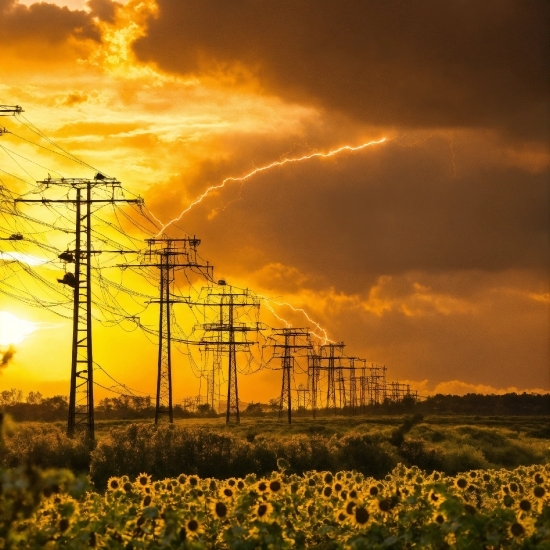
[0,0,548,403]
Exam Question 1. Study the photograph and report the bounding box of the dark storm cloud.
[134,0,549,140]
[0,0,99,43]
[172,135,549,292]
[87,0,120,24]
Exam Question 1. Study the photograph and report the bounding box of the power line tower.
[296,383,309,415]
[196,283,261,424]
[369,364,387,404]
[124,236,212,423]
[0,105,23,136]
[347,357,366,414]
[15,176,141,440]
[307,350,321,419]
[320,342,345,412]
[267,327,311,425]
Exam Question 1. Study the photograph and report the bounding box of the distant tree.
[26,391,43,405]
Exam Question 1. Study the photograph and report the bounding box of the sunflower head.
[352,506,370,527]
[269,479,283,493]
[107,477,121,491]
[211,501,228,519]
[510,522,525,538]
[138,473,151,487]
[255,502,273,521]
[186,518,202,535]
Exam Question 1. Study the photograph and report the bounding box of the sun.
[0,311,37,346]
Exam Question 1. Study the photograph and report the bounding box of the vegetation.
[1,390,548,422]
[1,397,548,547]
[1,416,548,489]
[2,457,549,548]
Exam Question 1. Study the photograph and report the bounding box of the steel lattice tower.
[320,342,345,412]
[196,284,260,424]
[125,236,212,423]
[268,327,311,424]
[307,352,321,419]
[16,176,140,440]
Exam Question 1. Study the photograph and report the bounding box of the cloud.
[406,378,550,396]
[171,132,549,292]
[134,0,550,141]
[1,0,99,43]
[0,345,16,367]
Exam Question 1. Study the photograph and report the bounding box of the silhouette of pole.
[16,176,140,440]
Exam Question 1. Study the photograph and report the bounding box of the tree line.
[0,388,548,421]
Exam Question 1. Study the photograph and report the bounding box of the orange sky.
[0,0,549,402]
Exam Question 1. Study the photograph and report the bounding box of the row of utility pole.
[6,127,263,437]
[2,104,416,440]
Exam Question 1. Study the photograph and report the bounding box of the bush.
[334,433,396,478]
[0,423,90,472]
[89,424,263,488]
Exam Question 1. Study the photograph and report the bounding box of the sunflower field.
[1,459,549,549]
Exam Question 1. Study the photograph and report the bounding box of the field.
[1,414,549,547]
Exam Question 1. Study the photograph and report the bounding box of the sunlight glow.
[0,311,37,346]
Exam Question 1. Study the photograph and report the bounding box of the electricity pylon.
[196,283,261,424]
[307,350,321,419]
[267,327,311,424]
[124,236,212,423]
[320,342,345,412]
[347,357,366,414]
[15,176,141,440]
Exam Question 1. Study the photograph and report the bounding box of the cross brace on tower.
[15,176,141,440]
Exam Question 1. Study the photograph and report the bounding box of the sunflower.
[177,474,186,485]
[344,500,357,516]
[269,479,283,494]
[187,476,199,488]
[220,486,236,500]
[509,522,525,538]
[137,473,151,488]
[351,506,370,527]
[334,510,349,523]
[210,500,229,519]
[432,510,446,525]
[455,478,467,490]
[107,477,122,492]
[256,480,268,493]
[376,498,393,513]
[254,502,273,521]
[185,518,203,536]
[533,486,545,499]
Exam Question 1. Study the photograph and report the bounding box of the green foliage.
[2,462,549,548]
[0,422,90,472]
[90,424,261,488]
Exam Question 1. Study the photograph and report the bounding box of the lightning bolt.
[259,296,332,344]
[155,137,387,236]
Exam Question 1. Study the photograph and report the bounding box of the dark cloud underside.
[134,0,549,140]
